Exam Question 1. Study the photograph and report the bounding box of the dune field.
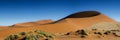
[0,11,120,40]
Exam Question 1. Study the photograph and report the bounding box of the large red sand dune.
[0,11,116,40]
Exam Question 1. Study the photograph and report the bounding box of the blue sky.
[0,0,120,26]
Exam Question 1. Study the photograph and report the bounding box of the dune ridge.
[11,19,53,27]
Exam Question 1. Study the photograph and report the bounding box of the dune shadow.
[53,11,101,23]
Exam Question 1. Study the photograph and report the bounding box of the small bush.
[76,30,81,34]
[92,28,97,31]
[112,32,120,37]
[98,32,102,35]
[94,32,102,35]
[5,30,55,40]
[19,32,26,35]
[25,34,37,40]
[75,29,88,35]
[36,34,43,38]
[104,31,111,35]
[75,29,88,38]
[14,34,20,39]
[65,32,70,35]
[80,35,86,38]
[5,34,20,40]
[94,32,97,34]
[81,30,87,35]
[45,38,52,40]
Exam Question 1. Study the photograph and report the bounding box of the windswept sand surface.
[12,20,53,27]
[0,11,118,40]
[0,26,8,30]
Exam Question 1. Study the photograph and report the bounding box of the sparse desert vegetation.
[4,30,54,40]
[54,22,120,40]
[90,22,120,30]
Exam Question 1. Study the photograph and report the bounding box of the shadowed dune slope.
[65,11,100,18]
[54,11,115,28]
[55,11,115,22]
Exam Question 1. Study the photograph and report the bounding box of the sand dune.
[55,11,115,28]
[11,20,53,27]
[0,11,117,40]
[0,26,8,30]
[0,26,7,28]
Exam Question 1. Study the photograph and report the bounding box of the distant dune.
[11,19,53,27]
[0,26,8,30]
[0,11,117,40]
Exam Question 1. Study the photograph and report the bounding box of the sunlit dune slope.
[0,26,8,30]
[0,22,79,38]
[11,20,53,27]
[0,26,7,28]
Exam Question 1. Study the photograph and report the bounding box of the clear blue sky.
[0,0,120,26]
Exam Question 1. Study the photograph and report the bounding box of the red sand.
[0,11,116,40]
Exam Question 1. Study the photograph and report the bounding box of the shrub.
[112,32,120,37]
[4,35,13,40]
[36,34,43,38]
[80,35,86,38]
[5,30,55,40]
[81,29,87,36]
[104,31,111,35]
[94,32,97,34]
[94,32,102,35]
[9,35,15,40]
[25,34,37,40]
[92,28,97,31]
[5,34,20,40]
[76,30,81,34]
[65,32,70,35]
[76,29,87,35]
[19,32,26,35]
[97,32,102,35]
[45,38,51,40]
[75,29,88,38]
[35,30,54,39]
[14,34,20,39]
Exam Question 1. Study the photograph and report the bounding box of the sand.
[0,11,118,40]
